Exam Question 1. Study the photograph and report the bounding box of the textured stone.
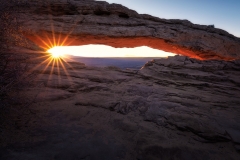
[227,129,240,144]
[2,0,240,159]
[16,0,240,60]
[2,55,240,159]
[29,55,240,144]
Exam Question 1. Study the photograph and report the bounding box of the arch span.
[19,0,240,60]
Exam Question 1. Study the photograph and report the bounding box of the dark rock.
[16,0,240,60]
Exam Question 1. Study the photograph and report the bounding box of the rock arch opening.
[47,45,176,58]
[20,1,240,61]
[46,44,176,68]
[25,30,239,62]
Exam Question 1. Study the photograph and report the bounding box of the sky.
[102,0,240,37]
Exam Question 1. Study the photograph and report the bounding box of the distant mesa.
[17,0,240,60]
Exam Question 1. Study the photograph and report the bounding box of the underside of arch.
[18,0,240,60]
[26,32,228,60]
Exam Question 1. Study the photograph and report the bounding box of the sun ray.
[34,34,53,50]
[33,57,54,82]
[47,58,56,85]
[25,14,90,88]
[51,23,56,47]
[56,58,62,85]
[46,35,54,49]
[40,57,54,75]
[57,33,62,46]
[59,20,80,46]
[60,34,70,46]
[60,57,78,72]
[59,59,73,82]
[28,55,52,73]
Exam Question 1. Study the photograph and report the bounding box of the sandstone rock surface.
[1,55,240,159]
[16,0,240,60]
[2,1,240,159]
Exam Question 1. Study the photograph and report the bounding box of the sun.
[47,46,65,58]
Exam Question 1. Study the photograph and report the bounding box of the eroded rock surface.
[16,0,240,60]
[1,55,240,160]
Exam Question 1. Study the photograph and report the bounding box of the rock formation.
[17,0,240,60]
[1,1,240,159]
[1,55,240,159]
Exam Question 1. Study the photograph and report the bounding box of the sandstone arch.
[19,0,240,60]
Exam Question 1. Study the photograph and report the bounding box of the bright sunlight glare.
[48,47,65,58]
[47,45,176,58]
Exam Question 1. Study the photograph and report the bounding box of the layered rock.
[2,1,240,159]
[140,56,240,143]
[1,54,240,159]
[16,0,240,60]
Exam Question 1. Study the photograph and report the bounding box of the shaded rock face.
[140,56,240,142]
[2,55,240,159]
[17,0,240,60]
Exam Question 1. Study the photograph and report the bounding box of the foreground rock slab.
[1,55,240,160]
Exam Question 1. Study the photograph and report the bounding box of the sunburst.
[25,22,80,87]
[47,46,66,59]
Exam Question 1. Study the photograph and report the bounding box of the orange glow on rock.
[24,31,235,61]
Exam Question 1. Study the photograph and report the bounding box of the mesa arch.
[18,0,240,60]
